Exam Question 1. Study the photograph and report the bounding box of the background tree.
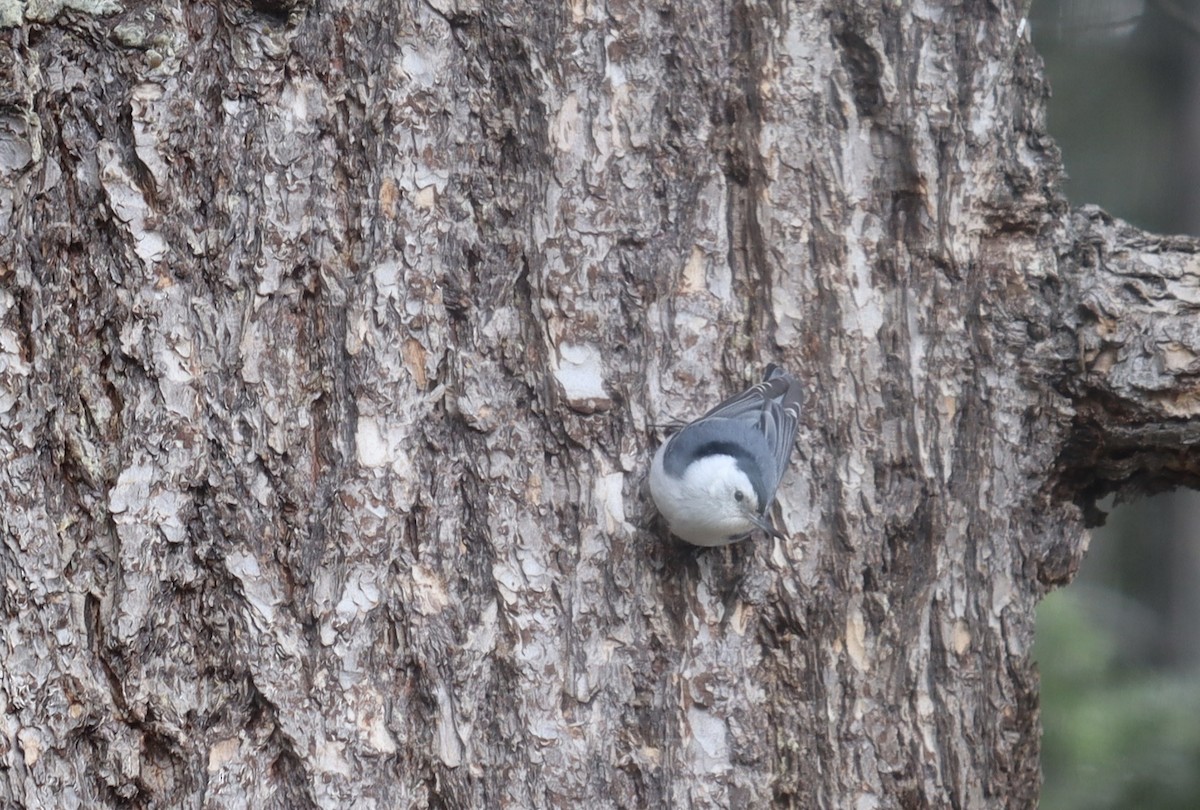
[1033,2,1200,807]
[2,1,1198,808]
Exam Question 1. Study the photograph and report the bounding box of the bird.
[649,365,803,547]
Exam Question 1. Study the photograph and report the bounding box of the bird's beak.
[750,512,786,540]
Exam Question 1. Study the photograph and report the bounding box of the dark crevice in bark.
[721,0,773,372]
[85,591,129,716]
[246,0,305,27]
[833,27,885,118]
[1057,411,1200,525]
[254,684,320,810]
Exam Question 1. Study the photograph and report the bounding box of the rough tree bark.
[2,0,1198,807]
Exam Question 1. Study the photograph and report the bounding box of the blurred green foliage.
[1037,590,1200,810]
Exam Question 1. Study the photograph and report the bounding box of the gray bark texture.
[2,0,1198,807]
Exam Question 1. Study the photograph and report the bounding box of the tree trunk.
[2,1,1197,808]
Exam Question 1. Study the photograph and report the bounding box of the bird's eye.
[734,491,744,502]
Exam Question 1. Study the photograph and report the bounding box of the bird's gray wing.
[703,366,803,484]
[700,365,786,421]
[760,372,803,483]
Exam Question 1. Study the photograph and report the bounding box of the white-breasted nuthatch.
[650,365,803,547]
